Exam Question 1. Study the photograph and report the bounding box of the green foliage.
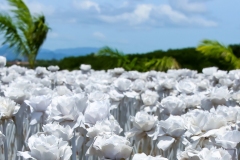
[42,43,240,72]
[94,46,181,72]
[96,46,130,69]
[145,57,180,71]
[0,0,50,68]
[197,39,240,69]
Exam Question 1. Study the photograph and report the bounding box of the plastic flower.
[126,111,158,140]
[198,147,232,160]
[178,147,232,160]
[209,86,229,105]
[86,133,132,160]
[215,130,240,149]
[42,123,73,141]
[202,67,218,76]
[25,94,52,125]
[141,90,159,106]
[132,153,168,160]
[49,95,85,129]
[87,116,122,139]
[155,115,186,151]
[47,65,59,72]
[4,86,28,104]
[17,134,72,160]
[0,96,20,119]
[160,96,186,115]
[183,110,227,137]
[114,78,132,92]
[176,79,196,95]
[84,100,110,126]
[80,64,91,73]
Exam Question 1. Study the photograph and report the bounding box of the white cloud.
[92,31,106,40]
[156,5,188,24]
[73,0,100,13]
[169,0,207,13]
[68,18,77,24]
[155,5,217,27]
[98,3,217,27]
[100,4,153,25]
[191,17,218,27]
[48,32,59,38]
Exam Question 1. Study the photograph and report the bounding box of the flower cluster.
[0,63,240,160]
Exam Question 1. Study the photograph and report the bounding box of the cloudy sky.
[0,0,240,53]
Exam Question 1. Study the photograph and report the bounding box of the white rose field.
[0,58,240,160]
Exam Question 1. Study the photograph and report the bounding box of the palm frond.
[97,46,125,58]
[196,39,240,69]
[145,57,180,71]
[196,39,238,64]
[31,15,50,52]
[7,0,32,27]
[0,13,28,56]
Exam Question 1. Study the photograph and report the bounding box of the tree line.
[54,43,240,72]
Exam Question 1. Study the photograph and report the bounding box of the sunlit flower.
[132,153,168,160]
[47,65,59,72]
[86,134,132,160]
[43,123,73,141]
[126,111,158,140]
[0,96,20,119]
[25,94,52,125]
[160,96,186,115]
[17,134,72,160]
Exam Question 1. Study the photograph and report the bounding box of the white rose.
[0,97,20,119]
[80,64,91,72]
[202,67,218,76]
[141,90,159,106]
[43,123,73,141]
[183,110,227,136]
[86,117,122,138]
[160,96,186,115]
[198,147,232,160]
[86,134,132,160]
[25,95,52,125]
[17,134,72,160]
[126,111,158,140]
[176,79,196,94]
[114,78,132,92]
[132,153,168,160]
[49,95,85,129]
[215,130,240,149]
[156,116,186,151]
[84,100,110,126]
[210,86,229,105]
[47,65,59,72]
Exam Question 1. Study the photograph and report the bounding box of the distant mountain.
[0,45,99,60]
[0,45,22,60]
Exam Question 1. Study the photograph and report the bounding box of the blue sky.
[0,0,240,53]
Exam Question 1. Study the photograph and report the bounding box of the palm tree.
[196,39,240,69]
[96,46,130,69]
[0,0,50,68]
[96,46,181,71]
[145,57,180,71]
